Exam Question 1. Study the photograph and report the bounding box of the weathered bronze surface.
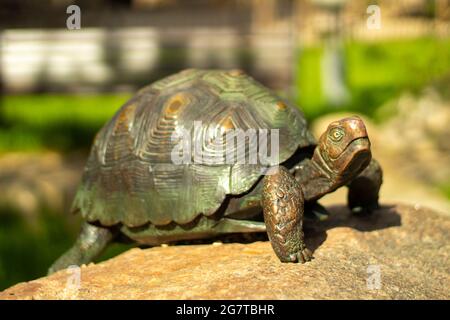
[49,69,382,274]
[262,166,312,263]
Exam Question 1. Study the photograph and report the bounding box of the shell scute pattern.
[72,70,315,227]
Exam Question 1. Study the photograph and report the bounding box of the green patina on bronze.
[49,69,382,274]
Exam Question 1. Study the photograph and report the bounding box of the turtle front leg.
[347,158,383,215]
[262,166,312,263]
[48,222,116,275]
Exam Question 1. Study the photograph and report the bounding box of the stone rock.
[378,89,450,187]
[0,152,83,217]
[1,204,449,300]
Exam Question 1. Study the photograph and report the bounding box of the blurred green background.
[1,0,449,291]
[2,37,449,153]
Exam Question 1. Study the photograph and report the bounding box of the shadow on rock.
[304,204,402,254]
[165,204,401,254]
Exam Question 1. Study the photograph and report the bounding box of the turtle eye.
[329,127,344,142]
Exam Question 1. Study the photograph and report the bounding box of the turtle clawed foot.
[289,247,313,264]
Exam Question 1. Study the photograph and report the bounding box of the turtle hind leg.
[347,158,383,215]
[48,222,116,275]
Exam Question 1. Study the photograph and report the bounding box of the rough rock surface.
[1,204,449,300]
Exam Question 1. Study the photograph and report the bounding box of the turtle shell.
[72,69,316,227]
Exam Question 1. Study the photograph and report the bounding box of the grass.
[438,183,450,201]
[295,36,450,121]
[0,94,131,152]
[0,205,78,290]
[0,204,134,291]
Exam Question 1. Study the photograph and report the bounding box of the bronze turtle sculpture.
[49,69,382,274]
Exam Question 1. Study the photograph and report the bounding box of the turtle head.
[313,116,372,182]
